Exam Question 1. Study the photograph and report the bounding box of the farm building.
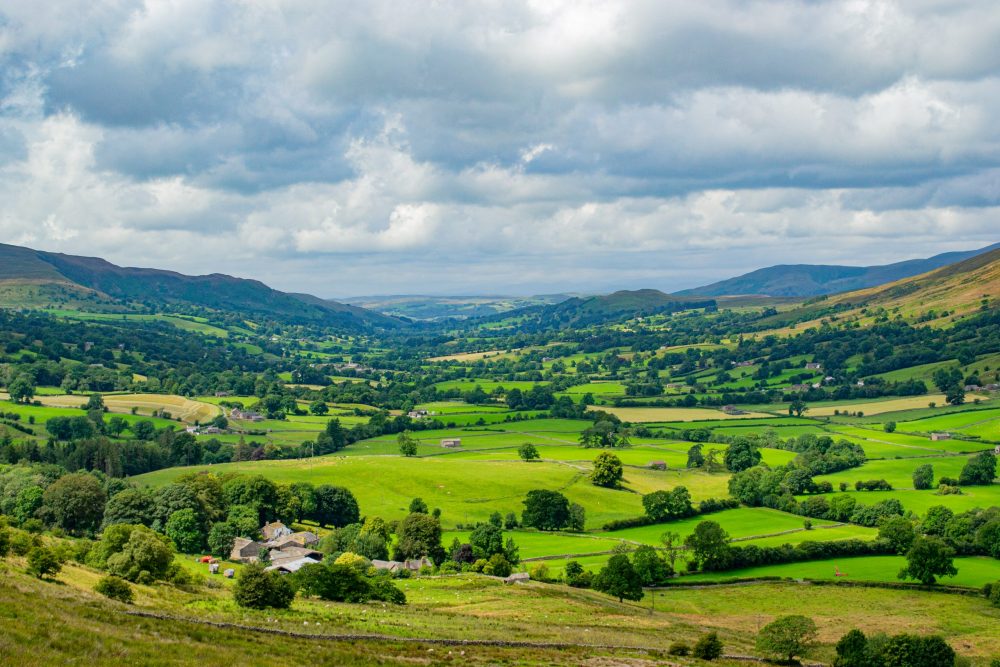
[266,557,321,574]
[230,537,262,563]
[408,409,429,419]
[505,572,530,584]
[262,521,293,541]
[229,408,264,422]
[805,362,822,370]
[931,432,952,441]
[722,405,747,415]
[268,531,320,549]
[648,460,667,470]
[441,438,462,448]
[372,557,434,573]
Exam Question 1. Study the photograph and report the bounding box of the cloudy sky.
[1,1,998,297]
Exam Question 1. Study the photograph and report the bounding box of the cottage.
[930,432,952,441]
[407,409,429,419]
[440,438,462,448]
[504,572,530,584]
[203,426,223,434]
[229,537,262,563]
[262,521,293,541]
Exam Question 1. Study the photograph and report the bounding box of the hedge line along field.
[600,406,775,422]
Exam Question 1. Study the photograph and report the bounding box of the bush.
[95,575,134,604]
[667,641,690,656]
[482,553,513,577]
[233,563,295,609]
[27,547,61,579]
[692,631,723,660]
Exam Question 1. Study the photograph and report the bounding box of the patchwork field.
[37,393,221,423]
[601,406,775,422]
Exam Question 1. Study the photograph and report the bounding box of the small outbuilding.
[440,438,462,448]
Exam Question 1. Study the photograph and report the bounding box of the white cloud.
[0,0,998,294]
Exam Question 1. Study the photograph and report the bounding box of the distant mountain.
[0,243,402,330]
[677,243,1000,297]
[480,289,716,329]
[340,293,579,320]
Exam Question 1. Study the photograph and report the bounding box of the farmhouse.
[733,360,755,367]
[408,409,429,419]
[805,362,822,370]
[931,432,952,441]
[262,521,293,541]
[440,438,462,448]
[266,557,321,574]
[268,531,320,549]
[230,407,264,422]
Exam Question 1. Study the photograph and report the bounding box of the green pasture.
[433,379,548,393]
[681,555,1000,588]
[815,455,978,490]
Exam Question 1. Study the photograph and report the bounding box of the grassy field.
[7,548,1000,666]
[808,394,992,417]
[681,554,1000,588]
[37,393,221,423]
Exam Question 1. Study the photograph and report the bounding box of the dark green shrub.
[692,631,723,660]
[667,641,690,656]
[95,575,134,604]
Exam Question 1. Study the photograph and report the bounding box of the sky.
[0,1,999,298]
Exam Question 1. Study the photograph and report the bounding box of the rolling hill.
[480,289,716,329]
[677,242,1000,297]
[0,243,402,330]
[340,293,579,320]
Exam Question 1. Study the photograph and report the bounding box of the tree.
[881,634,956,667]
[567,503,586,532]
[291,562,370,602]
[878,516,915,554]
[898,536,957,585]
[724,438,761,472]
[959,452,997,486]
[398,431,419,457]
[482,553,512,577]
[684,520,731,571]
[756,615,818,662]
[312,485,360,527]
[469,523,504,558]
[692,632,723,660]
[788,399,808,417]
[7,374,36,404]
[27,547,61,579]
[309,400,329,416]
[593,554,643,602]
[834,629,872,667]
[686,443,705,468]
[106,526,175,582]
[393,512,445,563]
[95,575,134,604]
[408,497,428,514]
[912,464,934,490]
[642,487,694,521]
[884,421,897,433]
[234,563,295,609]
[42,472,106,535]
[660,531,681,571]
[207,521,238,558]
[518,443,540,461]
[590,451,624,488]
[521,490,570,531]
[631,544,672,585]
[107,416,128,437]
[165,508,205,553]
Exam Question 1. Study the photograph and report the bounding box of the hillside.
[0,243,402,330]
[482,289,716,329]
[340,293,578,320]
[677,243,1000,297]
